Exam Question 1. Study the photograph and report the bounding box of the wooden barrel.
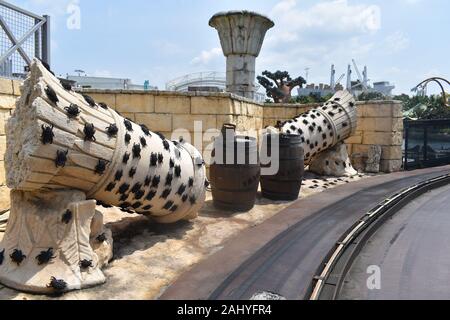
[210,124,260,211]
[260,133,304,200]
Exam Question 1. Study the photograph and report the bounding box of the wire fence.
[0,1,49,79]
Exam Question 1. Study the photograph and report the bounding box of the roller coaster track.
[308,173,450,300]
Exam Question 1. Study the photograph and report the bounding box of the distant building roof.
[66,75,157,91]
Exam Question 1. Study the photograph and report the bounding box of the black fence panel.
[404,119,450,170]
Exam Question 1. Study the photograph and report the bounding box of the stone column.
[209,11,274,100]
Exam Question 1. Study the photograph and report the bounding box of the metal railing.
[0,0,50,79]
[166,71,226,91]
[165,71,266,102]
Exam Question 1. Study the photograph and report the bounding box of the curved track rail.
[308,173,450,300]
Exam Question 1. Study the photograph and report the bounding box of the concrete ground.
[161,166,450,300]
[340,183,450,300]
[0,171,369,300]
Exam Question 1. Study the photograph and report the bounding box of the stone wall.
[0,78,21,211]
[0,82,404,212]
[86,90,264,165]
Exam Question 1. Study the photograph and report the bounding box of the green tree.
[357,91,386,101]
[394,94,450,119]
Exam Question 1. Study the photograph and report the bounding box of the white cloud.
[255,0,382,84]
[25,0,73,16]
[191,47,223,65]
[268,0,381,44]
[401,0,422,4]
[385,31,410,53]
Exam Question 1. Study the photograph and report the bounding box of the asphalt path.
[160,166,450,300]
[340,184,450,300]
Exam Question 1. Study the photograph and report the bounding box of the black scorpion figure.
[124,119,133,131]
[82,94,96,107]
[61,209,73,224]
[140,124,151,136]
[36,248,56,265]
[96,233,107,243]
[41,124,55,144]
[95,159,108,175]
[64,104,81,118]
[106,124,118,137]
[79,259,93,269]
[47,277,67,292]
[0,249,4,265]
[83,123,96,141]
[45,86,59,104]
[10,249,26,266]
[55,150,69,168]
[61,81,72,91]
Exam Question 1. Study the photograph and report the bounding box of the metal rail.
[308,173,450,300]
[412,77,450,107]
[0,0,50,78]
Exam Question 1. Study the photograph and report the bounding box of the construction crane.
[352,59,368,91]
[335,73,345,86]
[305,67,310,83]
[330,65,336,89]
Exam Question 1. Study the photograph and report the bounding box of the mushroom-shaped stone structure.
[209,11,274,100]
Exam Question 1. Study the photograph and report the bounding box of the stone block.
[246,103,263,118]
[392,103,403,118]
[352,144,369,155]
[121,113,135,121]
[217,115,235,127]
[381,145,403,160]
[191,97,237,115]
[297,107,310,115]
[0,79,13,95]
[234,116,256,132]
[362,132,403,146]
[0,94,17,109]
[255,117,263,130]
[392,117,404,131]
[116,93,154,113]
[360,102,403,118]
[135,113,172,132]
[0,110,10,135]
[0,186,9,212]
[12,80,22,96]
[285,107,299,119]
[156,95,190,114]
[380,159,403,173]
[0,161,5,185]
[88,93,116,108]
[263,118,277,128]
[0,135,5,158]
[346,143,353,155]
[264,106,286,119]
[345,132,363,144]
[172,114,216,132]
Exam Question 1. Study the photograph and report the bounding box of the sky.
[8,0,450,95]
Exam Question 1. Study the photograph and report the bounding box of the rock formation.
[309,143,358,177]
[365,145,382,173]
